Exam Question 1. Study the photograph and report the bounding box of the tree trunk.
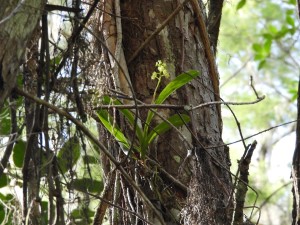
[96,0,232,224]
[0,0,44,108]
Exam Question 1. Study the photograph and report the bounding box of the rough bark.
[98,0,232,224]
[292,73,300,225]
[0,0,44,109]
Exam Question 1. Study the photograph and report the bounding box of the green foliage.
[57,136,81,174]
[0,204,5,224]
[41,201,48,224]
[71,208,94,225]
[72,178,103,194]
[236,0,246,10]
[0,194,14,224]
[0,174,9,188]
[0,106,11,135]
[82,155,98,164]
[98,69,199,158]
[12,140,27,168]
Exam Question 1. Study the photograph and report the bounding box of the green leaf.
[147,114,190,145]
[262,33,273,40]
[275,26,290,38]
[252,43,262,52]
[0,174,9,188]
[13,140,27,168]
[236,0,246,10]
[57,137,80,174]
[286,15,295,27]
[268,25,278,35]
[263,39,272,54]
[72,178,103,193]
[254,54,265,61]
[258,60,266,70]
[97,110,131,153]
[0,117,11,135]
[50,55,62,69]
[40,201,48,224]
[155,70,199,105]
[0,204,5,224]
[142,70,199,155]
[102,96,143,142]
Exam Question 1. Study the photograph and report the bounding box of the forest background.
[0,0,299,224]
[220,0,298,224]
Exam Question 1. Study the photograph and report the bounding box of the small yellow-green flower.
[151,72,158,80]
[152,60,170,80]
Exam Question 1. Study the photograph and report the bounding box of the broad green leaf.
[0,174,9,188]
[72,178,104,193]
[0,117,11,135]
[97,110,130,152]
[57,137,80,174]
[0,204,4,224]
[286,15,295,27]
[41,201,48,224]
[155,70,199,105]
[254,54,265,61]
[263,39,272,54]
[13,140,27,168]
[262,33,273,40]
[275,26,289,39]
[252,43,262,52]
[258,60,266,70]
[268,25,278,35]
[286,9,294,15]
[102,96,143,142]
[144,70,199,136]
[147,114,190,144]
[236,0,246,10]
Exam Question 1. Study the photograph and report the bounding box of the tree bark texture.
[0,0,44,109]
[292,72,300,225]
[97,0,232,224]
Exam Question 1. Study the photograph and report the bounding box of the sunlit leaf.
[97,110,131,153]
[13,140,27,168]
[263,39,272,54]
[286,15,295,27]
[57,137,80,174]
[155,70,199,105]
[236,0,246,10]
[268,25,278,35]
[144,70,199,135]
[258,60,266,70]
[102,96,143,142]
[252,43,262,52]
[254,54,265,61]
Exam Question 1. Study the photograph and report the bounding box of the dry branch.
[232,141,257,225]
